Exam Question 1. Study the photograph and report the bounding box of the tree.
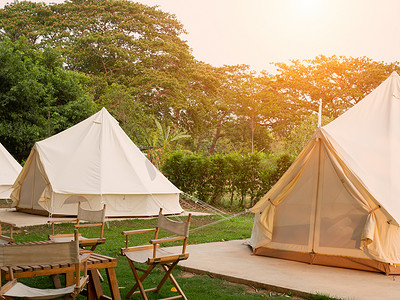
[144,119,190,168]
[281,114,333,156]
[96,83,154,144]
[273,55,400,136]
[0,37,95,161]
[0,0,196,124]
[174,61,224,153]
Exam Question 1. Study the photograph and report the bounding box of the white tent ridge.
[250,71,400,274]
[11,108,182,217]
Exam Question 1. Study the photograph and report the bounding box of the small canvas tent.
[0,143,22,199]
[250,71,400,274]
[11,108,183,217]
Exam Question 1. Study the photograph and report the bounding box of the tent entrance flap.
[270,140,320,252]
[314,141,370,256]
[17,150,49,211]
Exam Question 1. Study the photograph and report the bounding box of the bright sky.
[1,0,400,72]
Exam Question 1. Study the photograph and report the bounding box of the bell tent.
[11,108,183,217]
[250,71,400,274]
[0,143,22,199]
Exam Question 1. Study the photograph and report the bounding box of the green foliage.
[272,55,400,136]
[1,2,399,160]
[0,0,196,123]
[162,151,294,208]
[0,37,95,161]
[143,119,191,168]
[96,83,153,143]
[281,114,334,156]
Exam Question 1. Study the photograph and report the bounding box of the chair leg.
[126,259,155,299]
[161,263,187,300]
[126,260,187,300]
[156,262,178,292]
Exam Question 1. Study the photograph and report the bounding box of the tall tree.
[213,65,280,154]
[0,37,95,161]
[273,55,400,135]
[0,0,196,124]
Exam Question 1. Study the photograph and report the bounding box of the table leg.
[51,274,62,288]
[105,267,121,300]
[88,269,104,300]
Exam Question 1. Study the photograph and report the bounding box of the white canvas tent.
[0,143,22,199]
[250,71,400,274]
[11,108,183,217]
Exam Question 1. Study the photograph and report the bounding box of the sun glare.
[293,0,324,17]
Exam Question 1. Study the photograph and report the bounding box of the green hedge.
[162,151,294,208]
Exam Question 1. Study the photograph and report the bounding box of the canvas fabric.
[125,248,174,264]
[250,72,400,268]
[3,282,76,299]
[157,214,190,237]
[77,205,105,223]
[11,108,182,216]
[0,241,79,266]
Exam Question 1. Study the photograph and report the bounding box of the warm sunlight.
[292,0,324,17]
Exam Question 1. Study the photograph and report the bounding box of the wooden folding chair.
[48,202,106,250]
[121,208,191,300]
[0,221,15,245]
[0,229,90,299]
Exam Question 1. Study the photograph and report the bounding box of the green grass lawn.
[9,213,339,300]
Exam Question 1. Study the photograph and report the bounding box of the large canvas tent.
[0,143,22,199]
[250,71,400,274]
[11,108,183,217]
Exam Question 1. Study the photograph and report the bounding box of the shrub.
[162,151,295,208]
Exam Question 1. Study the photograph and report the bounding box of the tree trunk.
[208,127,222,155]
[208,114,226,155]
[195,137,202,152]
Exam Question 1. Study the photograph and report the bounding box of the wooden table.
[0,243,121,300]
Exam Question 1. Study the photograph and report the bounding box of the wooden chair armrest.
[121,244,159,255]
[122,228,156,235]
[79,238,106,247]
[148,253,189,264]
[150,236,185,244]
[47,219,77,224]
[79,252,91,263]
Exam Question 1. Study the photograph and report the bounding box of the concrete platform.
[0,208,205,227]
[0,208,65,227]
[178,240,400,300]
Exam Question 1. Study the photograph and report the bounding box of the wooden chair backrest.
[77,203,106,223]
[154,209,191,256]
[157,214,190,238]
[0,229,80,268]
[0,240,80,267]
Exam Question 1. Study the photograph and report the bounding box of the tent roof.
[322,71,400,224]
[0,143,21,186]
[34,107,180,195]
